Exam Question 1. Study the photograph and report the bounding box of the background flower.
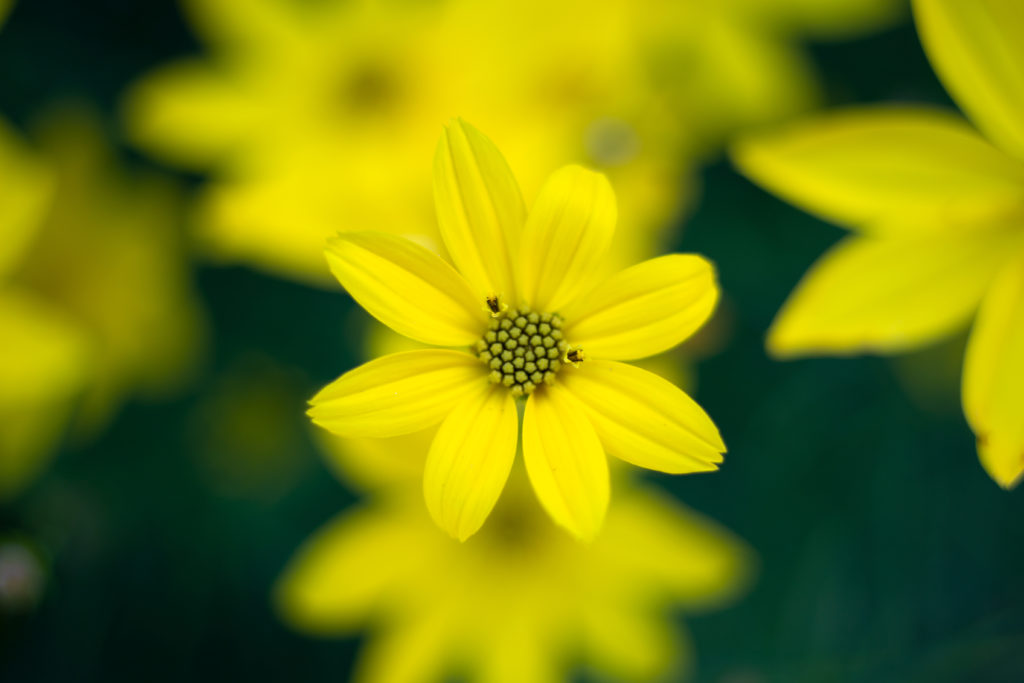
[0,107,205,498]
[123,0,904,285]
[278,432,753,683]
[732,0,1024,488]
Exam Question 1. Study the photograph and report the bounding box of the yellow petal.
[354,612,451,683]
[522,385,609,540]
[599,488,755,607]
[423,386,518,541]
[122,60,260,169]
[518,165,616,312]
[0,120,52,279]
[962,254,1024,488]
[308,350,485,438]
[273,505,427,635]
[561,360,724,474]
[433,119,526,302]
[326,232,485,347]
[580,607,684,683]
[562,254,718,361]
[768,231,1017,357]
[914,0,1024,161]
[0,290,91,498]
[732,107,1024,231]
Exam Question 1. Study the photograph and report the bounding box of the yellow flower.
[277,435,753,683]
[309,120,724,540]
[732,0,1024,488]
[123,0,901,285]
[0,108,205,497]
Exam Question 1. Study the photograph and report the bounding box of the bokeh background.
[1,0,1023,681]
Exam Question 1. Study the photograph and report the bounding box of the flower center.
[475,305,569,397]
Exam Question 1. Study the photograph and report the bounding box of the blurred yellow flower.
[733,0,1024,488]
[0,109,205,497]
[277,438,753,683]
[310,120,724,541]
[124,0,901,285]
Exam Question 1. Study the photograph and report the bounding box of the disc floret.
[475,306,568,397]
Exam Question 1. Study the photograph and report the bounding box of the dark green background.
[1,1,1022,681]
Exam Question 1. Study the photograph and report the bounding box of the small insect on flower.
[309,119,725,541]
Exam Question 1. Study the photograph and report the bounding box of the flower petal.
[963,254,1024,488]
[0,121,52,279]
[522,385,609,540]
[518,165,616,312]
[768,231,1017,357]
[308,350,485,438]
[561,360,724,474]
[914,0,1024,161]
[273,505,426,635]
[732,107,1024,232]
[123,60,261,169]
[562,254,718,361]
[423,386,518,541]
[326,231,485,347]
[433,119,526,301]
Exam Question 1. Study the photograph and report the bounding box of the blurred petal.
[326,232,485,347]
[768,231,1017,357]
[562,255,718,361]
[0,290,90,498]
[309,350,485,438]
[355,612,451,683]
[562,360,724,474]
[600,489,755,607]
[580,607,685,683]
[0,121,52,279]
[478,618,562,683]
[963,254,1024,488]
[518,165,616,312]
[182,0,305,53]
[434,119,526,301]
[274,505,427,635]
[423,387,518,541]
[915,0,1024,161]
[123,61,260,169]
[732,107,1024,231]
[522,385,609,540]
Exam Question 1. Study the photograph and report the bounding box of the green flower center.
[475,306,569,397]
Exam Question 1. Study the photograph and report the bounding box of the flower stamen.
[475,306,568,397]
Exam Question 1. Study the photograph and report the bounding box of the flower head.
[123,0,902,284]
[0,109,205,497]
[732,0,1024,488]
[277,432,752,683]
[309,120,723,541]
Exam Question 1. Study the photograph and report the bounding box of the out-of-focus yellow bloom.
[124,0,901,285]
[0,109,205,497]
[278,432,753,683]
[732,0,1024,489]
[310,121,724,541]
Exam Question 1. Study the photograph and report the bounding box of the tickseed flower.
[309,120,724,541]
[0,109,204,498]
[123,0,901,285]
[732,0,1024,488]
[277,432,753,683]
